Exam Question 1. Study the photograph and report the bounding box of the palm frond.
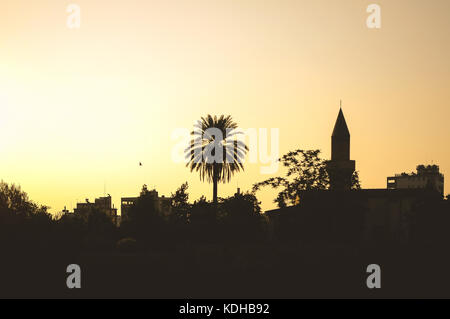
[185,115,248,184]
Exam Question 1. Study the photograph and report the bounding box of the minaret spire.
[326,107,356,190]
[332,108,350,140]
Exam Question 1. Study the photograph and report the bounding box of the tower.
[326,108,355,190]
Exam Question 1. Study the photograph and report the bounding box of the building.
[121,185,172,221]
[266,108,444,244]
[325,108,356,190]
[387,165,444,196]
[73,195,121,226]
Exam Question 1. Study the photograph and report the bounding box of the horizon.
[1,0,449,214]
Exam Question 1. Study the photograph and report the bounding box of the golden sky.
[1,0,449,214]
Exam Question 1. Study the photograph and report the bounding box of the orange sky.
[1,0,449,214]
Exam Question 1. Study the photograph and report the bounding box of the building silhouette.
[325,108,355,190]
[68,195,121,226]
[266,108,444,244]
[387,164,444,196]
[121,185,172,222]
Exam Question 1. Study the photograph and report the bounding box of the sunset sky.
[1,0,449,214]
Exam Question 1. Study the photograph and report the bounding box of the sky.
[1,0,449,214]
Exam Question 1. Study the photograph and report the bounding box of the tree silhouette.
[0,182,49,219]
[121,185,165,244]
[185,115,248,205]
[219,191,264,242]
[252,149,361,208]
[171,182,190,224]
[0,181,54,252]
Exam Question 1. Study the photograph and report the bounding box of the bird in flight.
[139,162,143,166]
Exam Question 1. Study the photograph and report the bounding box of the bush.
[116,237,138,253]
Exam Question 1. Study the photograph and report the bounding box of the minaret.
[326,108,355,190]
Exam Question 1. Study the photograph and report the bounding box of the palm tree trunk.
[213,174,218,205]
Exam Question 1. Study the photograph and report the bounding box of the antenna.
[340,99,342,109]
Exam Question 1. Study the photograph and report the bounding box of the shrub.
[116,237,138,253]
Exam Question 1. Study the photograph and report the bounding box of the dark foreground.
[1,242,449,299]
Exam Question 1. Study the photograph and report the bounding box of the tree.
[219,192,264,242]
[189,196,218,242]
[0,181,48,220]
[84,207,117,250]
[171,182,190,224]
[185,115,248,205]
[190,196,215,224]
[252,149,361,208]
[220,192,262,219]
[0,181,54,252]
[123,185,164,242]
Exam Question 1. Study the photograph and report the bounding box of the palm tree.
[185,115,248,205]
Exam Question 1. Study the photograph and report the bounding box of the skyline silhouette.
[1,0,450,215]
[37,108,447,218]
[2,0,450,299]
[1,108,449,298]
